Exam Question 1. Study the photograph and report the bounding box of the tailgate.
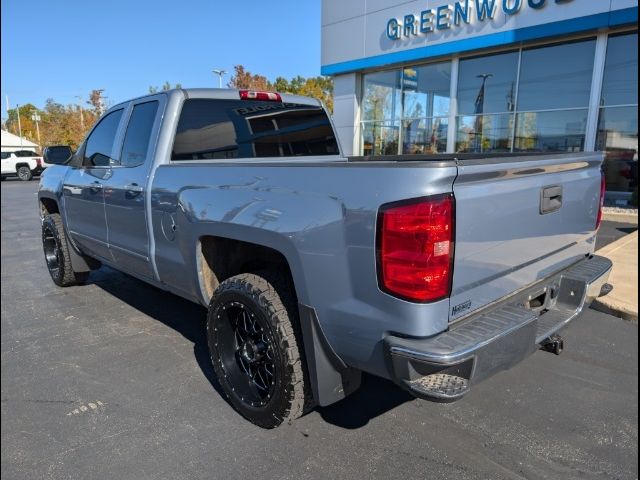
[449,153,603,322]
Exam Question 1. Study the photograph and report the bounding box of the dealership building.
[321,0,638,205]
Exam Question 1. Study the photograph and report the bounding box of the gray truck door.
[62,108,125,261]
[102,98,162,279]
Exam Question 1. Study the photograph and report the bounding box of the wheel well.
[198,236,296,303]
[15,162,31,171]
[40,198,60,216]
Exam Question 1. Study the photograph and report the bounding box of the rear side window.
[84,109,124,167]
[172,99,339,160]
[1,152,11,159]
[119,101,159,167]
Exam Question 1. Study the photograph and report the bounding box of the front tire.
[42,213,89,287]
[17,166,33,181]
[207,272,314,428]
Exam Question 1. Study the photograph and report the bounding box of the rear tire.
[42,213,90,287]
[17,166,33,181]
[207,272,314,428]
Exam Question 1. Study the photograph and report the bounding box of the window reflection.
[361,122,400,156]
[402,64,451,118]
[598,32,639,202]
[456,114,513,153]
[598,106,638,196]
[362,71,402,122]
[457,51,519,115]
[518,40,595,110]
[402,117,448,154]
[515,110,588,152]
[361,64,449,155]
[601,33,638,107]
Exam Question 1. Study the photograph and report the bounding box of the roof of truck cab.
[182,88,322,106]
[110,88,323,110]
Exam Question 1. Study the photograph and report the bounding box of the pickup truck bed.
[38,88,611,427]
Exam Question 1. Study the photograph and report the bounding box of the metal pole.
[16,104,23,146]
[31,113,41,146]
[5,95,10,133]
[212,69,227,88]
[74,96,85,130]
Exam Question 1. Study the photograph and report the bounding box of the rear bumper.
[384,255,612,402]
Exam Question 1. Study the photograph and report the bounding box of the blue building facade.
[322,0,638,205]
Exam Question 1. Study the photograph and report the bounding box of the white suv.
[1,150,47,181]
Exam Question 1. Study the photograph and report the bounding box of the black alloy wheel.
[41,213,89,287]
[207,273,313,428]
[43,221,61,279]
[214,300,277,407]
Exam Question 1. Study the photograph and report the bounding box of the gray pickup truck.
[39,88,612,428]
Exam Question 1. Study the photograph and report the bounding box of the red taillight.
[36,157,42,167]
[377,194,454,303]
[239,90,282,102]
[596,170,606,230]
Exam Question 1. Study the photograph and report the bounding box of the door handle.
[540,185,563,214]
[89,181,103,193]
[124,183,144,193]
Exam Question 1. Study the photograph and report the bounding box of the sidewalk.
[592,230,638,322]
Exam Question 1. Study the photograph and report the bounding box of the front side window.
[1,152,10,159]
[172,99,339,160]
[120,101,159,168]
[83,109,124,167]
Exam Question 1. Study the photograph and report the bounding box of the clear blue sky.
[0,0,322,117]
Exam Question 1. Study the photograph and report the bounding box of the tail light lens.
[36,157,42,167]
[377,194,454,303]
[596,170,606,230]
[239,90,282,102]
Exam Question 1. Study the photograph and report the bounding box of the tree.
[87,89,106,115]
[5,104,39,145]
[229,65,334,112]
[149,82,183,94]
[228,65,272,91]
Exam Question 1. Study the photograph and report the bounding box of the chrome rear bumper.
[384,255,613,401]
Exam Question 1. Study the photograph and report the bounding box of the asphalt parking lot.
[1,179,638,480]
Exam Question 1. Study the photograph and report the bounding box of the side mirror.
[43,145,73,165]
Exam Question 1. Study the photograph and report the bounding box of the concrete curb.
[602,212,638,225]
[591,301,638,323]
[591,231,638,323]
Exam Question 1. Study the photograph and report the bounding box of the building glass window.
[361,121,399,156]
[457,51,519,115]
[456,51,518,152]
[514,39,595,153]
[597,32,638,205]
[361,62,450,155]
[362,70,402,122]
[358,34,634,170]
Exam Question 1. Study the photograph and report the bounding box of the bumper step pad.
[408,374,469,402]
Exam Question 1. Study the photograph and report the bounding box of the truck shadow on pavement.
[89,267,227,401]
[316,374,414,428]
[90,266,414,429]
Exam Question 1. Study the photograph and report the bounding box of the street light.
[212,69,228,88]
